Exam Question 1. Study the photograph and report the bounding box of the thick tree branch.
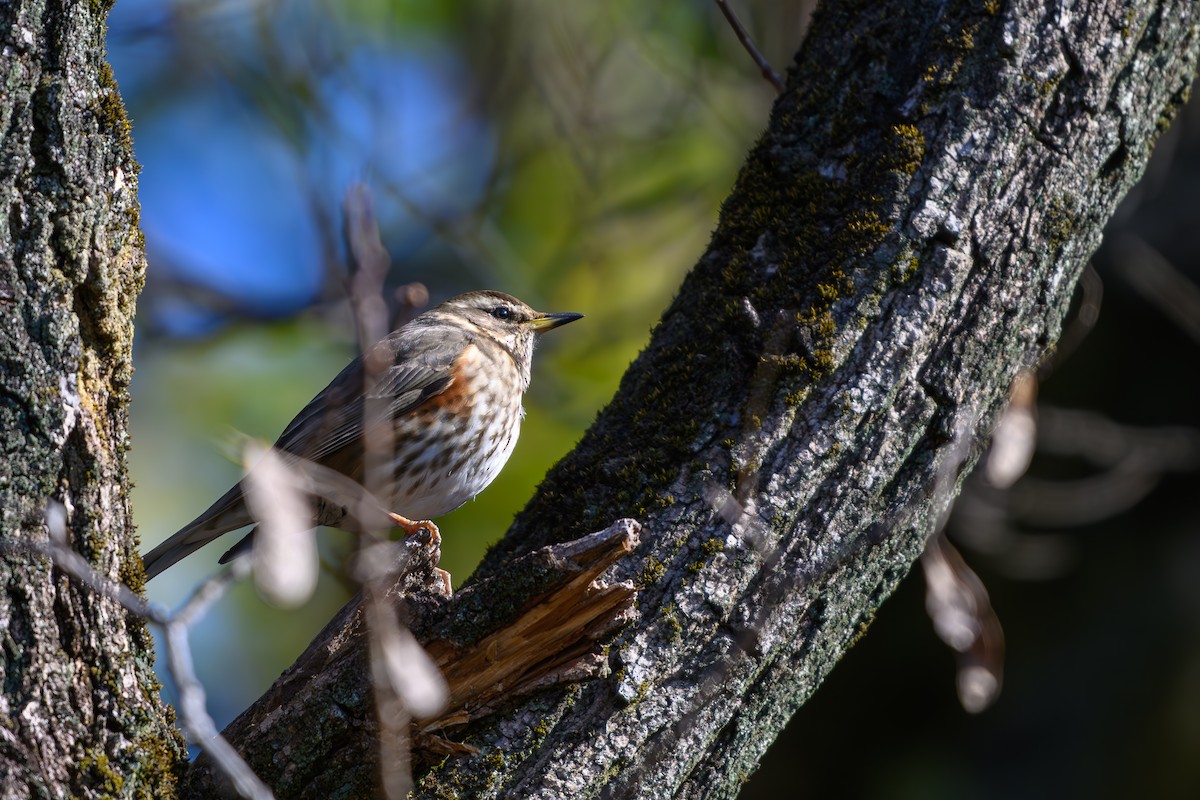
[184,0,1198,797]
[183,521,641,798]
[0,0,183,796]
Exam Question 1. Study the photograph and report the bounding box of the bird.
[141,290,582,580]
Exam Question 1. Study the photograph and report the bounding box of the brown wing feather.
[273,331,463,463]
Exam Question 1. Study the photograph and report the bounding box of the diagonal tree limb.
[183,1,1199,797]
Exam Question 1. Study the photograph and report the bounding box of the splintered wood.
[419,520,641,735]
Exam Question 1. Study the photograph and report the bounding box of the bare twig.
[35,504,274,799]
[714,0,786,94]
[952,402,1200,583]
[343,183,394,359]
[343,182,448,799]
[35,502,161,622]
[1111,233,1200,346]
[344,182,410,798]
[984,405,1200,527]
[164,562,275,800]
[1039,263,1102,376]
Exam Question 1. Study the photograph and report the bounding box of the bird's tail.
[141,484,254,580]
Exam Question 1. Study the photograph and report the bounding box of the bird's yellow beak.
[527,312,584,333]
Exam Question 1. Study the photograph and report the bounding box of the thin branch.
[164,561,275,800]
[34,503,163,622]
[1111,233,1200,346]
[32,504,274,799]
[714,0,786,94]
[342,182,449,799]
[1039,263,1102,377]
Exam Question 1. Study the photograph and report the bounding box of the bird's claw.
[388,512,441,547]
[390,513,451,593]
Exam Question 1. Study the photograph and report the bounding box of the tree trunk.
[180,1,1200,798]
[0,1,182,797]
[3,0,1198,798]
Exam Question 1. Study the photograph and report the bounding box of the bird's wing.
[273,330,463,463]
[141,325,466,581]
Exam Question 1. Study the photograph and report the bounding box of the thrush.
[141,290,582,580]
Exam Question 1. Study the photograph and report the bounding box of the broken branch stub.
[183,519,642,799]
[420,519,641,733]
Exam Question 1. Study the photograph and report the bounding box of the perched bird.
[141,290,582,580]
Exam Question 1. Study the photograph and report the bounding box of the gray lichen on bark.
[0,0,182,797]
[416,1,1199,798]
[1,0,1197,797]
[182,1,1198,798]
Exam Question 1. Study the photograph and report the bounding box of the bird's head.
[434,290,582,376]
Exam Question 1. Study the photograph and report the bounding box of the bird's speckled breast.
[386,341,524,519]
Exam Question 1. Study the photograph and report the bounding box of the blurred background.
[111,1,1200,797]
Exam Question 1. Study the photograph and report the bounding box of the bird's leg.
[388,512,441,547]
[389,512,452,594]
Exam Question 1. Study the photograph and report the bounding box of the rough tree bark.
[180,1,1199,799]
[3,0,1198,799]
[0,0,183,797]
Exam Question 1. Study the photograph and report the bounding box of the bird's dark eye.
[491,306,513,320]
